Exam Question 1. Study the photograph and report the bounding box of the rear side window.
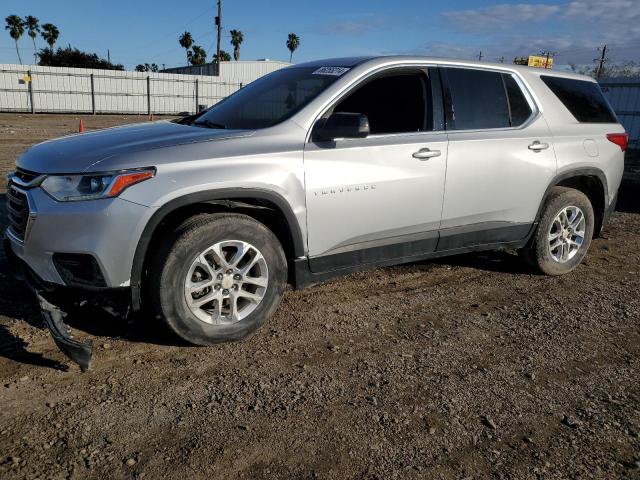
[445,68,511,130]
[541,76,617,123]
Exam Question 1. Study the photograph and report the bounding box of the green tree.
[286,33,300,63]
[229,29,244,61]
[215,49,231,62]
[24,16,40,63]
[41,23,59,50]
[187,45,207,65]
[136,63,159,72]
[38,46,124,70]
[570,61,640,79]
[5,15,25,65]
[179,31,193,63]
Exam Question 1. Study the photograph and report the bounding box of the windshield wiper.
[193,119,227,129]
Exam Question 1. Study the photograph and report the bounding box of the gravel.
[0,114,638,479]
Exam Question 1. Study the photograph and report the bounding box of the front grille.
[6,184,29,241]
[14,168,39,184]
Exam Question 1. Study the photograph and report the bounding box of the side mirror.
[314,112,370,141]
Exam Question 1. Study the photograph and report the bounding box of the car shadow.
[0,253,69,371]
[64,307,186,348]
[616,181,640,214]
[430,249,533,275]
[0,193,7,230]
[0,324,68,371]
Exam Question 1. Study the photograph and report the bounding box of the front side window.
[332,70,431,135]
[195,67,345,129]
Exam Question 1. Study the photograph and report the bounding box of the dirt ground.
[0,114,638,480]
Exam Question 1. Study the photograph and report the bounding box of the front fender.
[129,187,305,310]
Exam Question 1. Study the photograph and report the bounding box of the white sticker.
[312,66,350,76]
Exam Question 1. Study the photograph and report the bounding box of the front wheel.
[520,187,595,276]
[150,213,287,345]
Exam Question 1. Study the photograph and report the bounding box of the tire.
[520,186,594,276]
[150,213,287,345]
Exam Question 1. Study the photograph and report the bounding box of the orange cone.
[78,119,85,133]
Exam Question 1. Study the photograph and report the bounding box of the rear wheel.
[520,187,594,276]
[150,213,287,345]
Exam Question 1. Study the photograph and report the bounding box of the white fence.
[0,62,287,115]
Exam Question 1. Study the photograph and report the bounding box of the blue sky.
[1,0,639,69]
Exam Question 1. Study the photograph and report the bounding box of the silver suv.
[5,56,627,346]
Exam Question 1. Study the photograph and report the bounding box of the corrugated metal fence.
[599,77,640,150]
[0,64,273,115]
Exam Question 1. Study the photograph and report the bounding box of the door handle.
[412,148,441,160]
[528,141,549,152]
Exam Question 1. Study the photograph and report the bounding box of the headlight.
[41,168,155,202]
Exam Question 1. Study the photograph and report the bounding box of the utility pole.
[478,51,483,61]
[540,50,556,69]
[595,44,608,79]
[215,0,222,76]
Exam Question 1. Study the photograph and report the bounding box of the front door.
[303,67,448,272]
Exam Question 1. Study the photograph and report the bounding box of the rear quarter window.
[541,76,617,123]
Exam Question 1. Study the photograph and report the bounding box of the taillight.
[606,133,628,152]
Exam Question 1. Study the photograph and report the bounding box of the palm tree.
[5,15,25,65]
[179,31,193,63]
[24,16,39,63]
[187,45,207,65]
[229,29,243,61]
[41,23,59,50]
[286,33,300,63]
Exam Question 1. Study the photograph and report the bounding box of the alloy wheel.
[548,206,586,263]
[184,240,269,325]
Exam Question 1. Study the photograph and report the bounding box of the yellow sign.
[527,55,553,69]
[22,74,31,83]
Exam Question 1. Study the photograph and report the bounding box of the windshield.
[194,67,346,130]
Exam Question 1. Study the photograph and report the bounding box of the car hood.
[16,121,254,174]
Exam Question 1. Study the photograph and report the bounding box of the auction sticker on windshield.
[312,67,350,76]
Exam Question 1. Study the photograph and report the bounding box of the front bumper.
[5,185,153,288]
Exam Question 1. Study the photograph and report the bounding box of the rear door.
[303,67,448,272]
[438,67,556,250]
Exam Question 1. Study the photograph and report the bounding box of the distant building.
[513,55,554,69]
[161,60,290,84]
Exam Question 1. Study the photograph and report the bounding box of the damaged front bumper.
[37,293,93,372]
[3,235,130,371]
